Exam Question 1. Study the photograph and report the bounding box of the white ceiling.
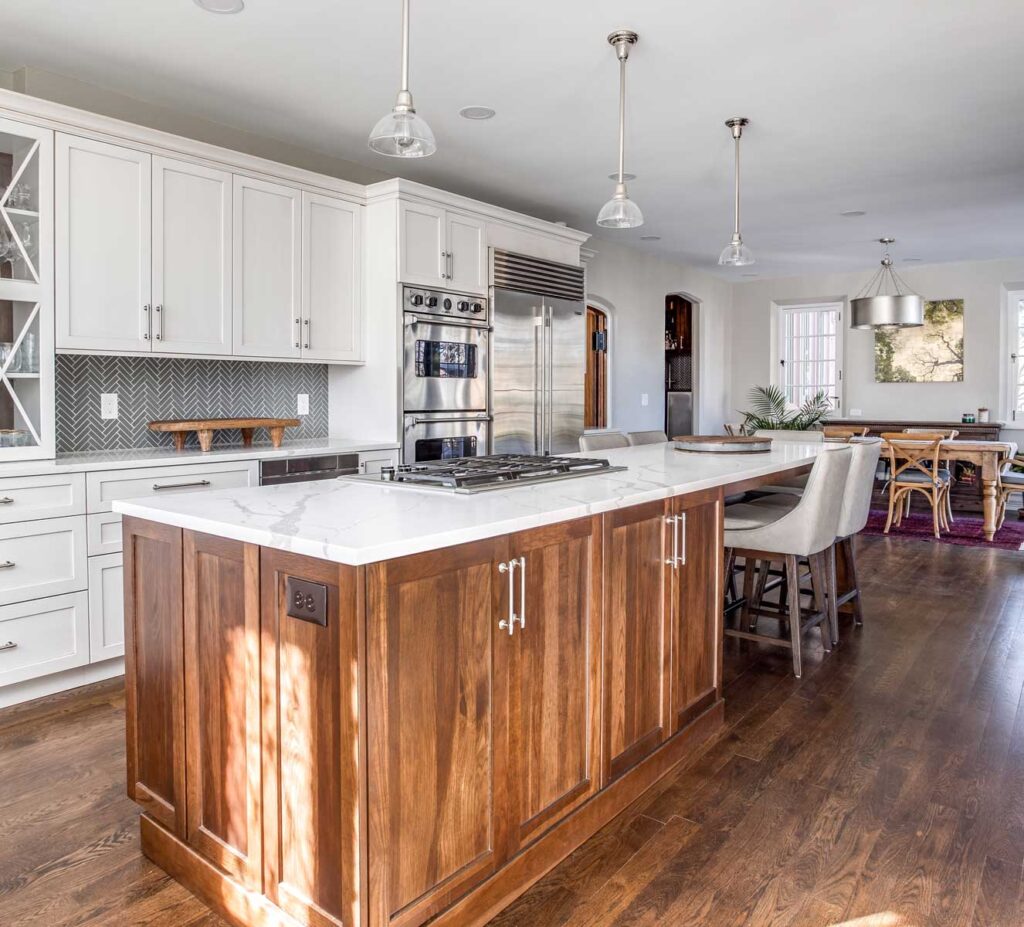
[2,0,1023,279]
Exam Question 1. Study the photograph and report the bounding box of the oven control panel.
[404,287,488,322]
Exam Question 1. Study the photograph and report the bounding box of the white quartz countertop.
[0,438,399,476]
[112,442,827,566]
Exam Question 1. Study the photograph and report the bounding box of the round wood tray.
[673,436,772,454]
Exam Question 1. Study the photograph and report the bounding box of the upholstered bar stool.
[627,430,669,445]
[752,428,824,495]
[723,446,852,677]
[579,432,628,452]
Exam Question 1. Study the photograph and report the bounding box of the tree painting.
[874,299,964,383]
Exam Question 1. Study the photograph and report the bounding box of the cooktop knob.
[426,296,438,308]
[457,300,470,312]
[443,297,452,311]
[410,294,424,307]
[470,302,483,313]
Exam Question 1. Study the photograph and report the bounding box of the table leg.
[982,477,998,542]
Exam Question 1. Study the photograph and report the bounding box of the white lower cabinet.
[0,592,90,687]
[87,512,123,556]
[88,552,124,662]
[0,515,88,606]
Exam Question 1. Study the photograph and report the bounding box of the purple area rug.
[861,507,1024,551]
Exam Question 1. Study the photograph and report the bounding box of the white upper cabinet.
[446,211,486,295]
[56,134,152,352]
[152,157,232,355]
[232,175,301,359]
[301,192,363,363]
[398,199,446,288]
[397,200,487,295]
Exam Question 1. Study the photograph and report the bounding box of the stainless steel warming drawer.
[259,454,360,486]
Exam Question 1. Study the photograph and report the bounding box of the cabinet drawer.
[88,512,123,556]
[0,473,86,523]
[0,592,90,687]
[87,461,258,513]
[0,516,88,606]
[89,552,124,662]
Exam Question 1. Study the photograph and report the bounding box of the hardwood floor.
[2,535,1023,926]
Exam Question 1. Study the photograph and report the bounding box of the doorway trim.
[584,295,616,432]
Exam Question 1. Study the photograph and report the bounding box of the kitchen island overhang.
[115,442,823,927]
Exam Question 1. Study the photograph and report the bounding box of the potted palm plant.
[738,385,831,434]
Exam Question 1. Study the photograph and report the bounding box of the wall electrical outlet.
[641,393,649,407]
[100,393,119,420]
[297,393,310,415]
[849,408,863,417]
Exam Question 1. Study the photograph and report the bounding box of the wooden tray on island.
[148,417,300,452]
[673,435,772,454]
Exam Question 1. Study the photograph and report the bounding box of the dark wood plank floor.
[2,535,1023,926]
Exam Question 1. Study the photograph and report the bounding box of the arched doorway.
[665,293,701,436]
[585,304,609,429]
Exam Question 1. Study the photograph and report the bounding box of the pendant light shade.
[850,238,924,330]
[718,117,753,266]
[597,31,643,229]
[368,0,436,158]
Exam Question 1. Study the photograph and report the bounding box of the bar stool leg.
[808,552,832,654]
[825,546,840,646]
[785,554,803,679]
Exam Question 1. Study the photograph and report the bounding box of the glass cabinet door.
[0,117,53,460]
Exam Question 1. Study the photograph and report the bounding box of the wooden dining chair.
[903,427,959,440]
[996,453,1024,529]
[824,425,869,440]
[881,433,952,539]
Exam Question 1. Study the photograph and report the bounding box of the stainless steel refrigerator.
[490,250,587,455]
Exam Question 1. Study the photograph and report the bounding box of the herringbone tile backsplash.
[56,355,329,453]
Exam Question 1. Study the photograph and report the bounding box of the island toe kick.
[122,487,727,927]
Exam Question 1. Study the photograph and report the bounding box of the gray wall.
[55,355,328,453]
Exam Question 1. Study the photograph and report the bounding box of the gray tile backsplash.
[55,354,328,453]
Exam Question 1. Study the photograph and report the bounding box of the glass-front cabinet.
[0,116,53,460]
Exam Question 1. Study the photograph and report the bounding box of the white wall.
[584,239,733,436]
[729,258,1024,444]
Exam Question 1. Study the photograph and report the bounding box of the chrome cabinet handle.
[517,555,526,630]
[498,559,517,635]
[152,479,211,491]
[665,515,677,567]
[678,512,687,566]
[0,641,16,652]
[294,317,301,349]
[0,497,13,504]
[440,250,449,279]
[143,303,151,341]
[303,318,310,350]
[154,304,163,341]
[0,560,15,570]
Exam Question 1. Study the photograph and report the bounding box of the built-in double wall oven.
[402,286,490,463]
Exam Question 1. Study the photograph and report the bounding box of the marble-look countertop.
[112,442,827,566]
[0,438,399,477]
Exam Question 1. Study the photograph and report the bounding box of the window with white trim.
[1009,291,1024,421]
[776,303,843,413]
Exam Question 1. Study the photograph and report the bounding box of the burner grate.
[386,454,622,491]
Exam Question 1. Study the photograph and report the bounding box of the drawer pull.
[152,479,212,491]
[0,497,13,504]
[0,641,16,652]
[0,560,15,570]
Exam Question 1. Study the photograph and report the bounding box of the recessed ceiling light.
[742,272,759,277]
[459,105,496,120]
[640,235,660,241]
[608,172,637,181]
[194,0,244,10]
[840,210,866,217]
[903,257,922,262]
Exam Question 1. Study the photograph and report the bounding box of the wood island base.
[123,487,726,927]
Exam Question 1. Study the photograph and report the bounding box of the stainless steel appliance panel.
[667,391,693,438]
[490,289,544,454]
[546,297,586,455]
[402,316,489,412]
[259,454,360,485]
[403,412,491,463]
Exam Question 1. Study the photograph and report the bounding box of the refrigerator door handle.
[546,304,554,454]
[533,308,542,454]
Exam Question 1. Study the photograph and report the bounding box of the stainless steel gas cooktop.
[340,454,627,494]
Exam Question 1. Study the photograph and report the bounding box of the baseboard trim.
[0,658,124,709]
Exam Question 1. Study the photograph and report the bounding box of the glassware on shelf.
[0,342,14,370]
[7,183,31,209]
[16,332,37,373]
[0,429,31,448]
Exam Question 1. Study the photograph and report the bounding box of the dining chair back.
[627,430,669,445]
[881,432,951,538]
[903,427,959,439]
[824,425,869,440]
[579,432,629,452]
[753,429,825,443]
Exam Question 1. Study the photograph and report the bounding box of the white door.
[446,211,487,295]
[88,552,124,662]
[56,135,152,352]
[301,192,363,363]
[774,302,845,414]
[152,157,232,355]
[232,175,301,358]
[398,200,446,288]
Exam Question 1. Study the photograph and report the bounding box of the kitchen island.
[114,442,824,927]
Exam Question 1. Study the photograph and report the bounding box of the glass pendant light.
[368,0,436,158]
[718,117,754,266]
[597,31,643,229]
[850,238,924,329]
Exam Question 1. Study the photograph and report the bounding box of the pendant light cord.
[400,0,410,94]
[617,56,626,184]
[733,133,741,239]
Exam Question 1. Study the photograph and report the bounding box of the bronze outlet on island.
[286,577,328,626]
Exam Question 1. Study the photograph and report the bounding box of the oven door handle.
[404,314,489,332]
[406,415,491,427]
